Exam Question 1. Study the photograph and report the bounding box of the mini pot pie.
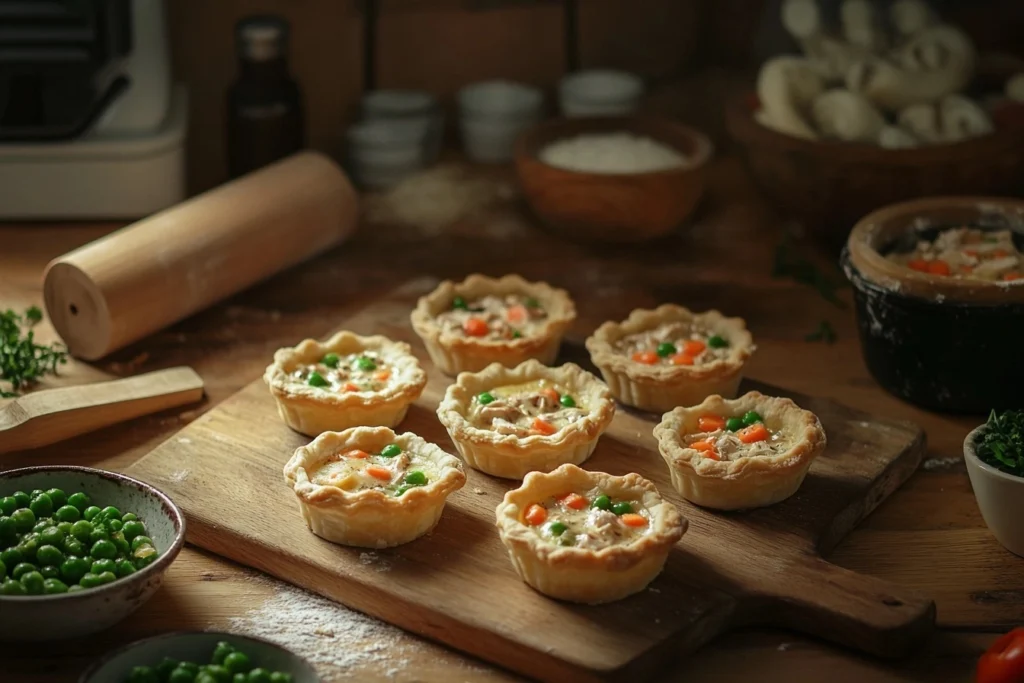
[586,304,755,413]
[436,360,615,480]
[410,274,576,376]
[653,391,826,510]
[283,427,466,548]
[496,464,686,604]
[264,331,427,436]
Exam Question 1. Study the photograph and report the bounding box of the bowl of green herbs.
[965,410,1024,557]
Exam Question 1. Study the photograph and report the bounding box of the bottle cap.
[236,15,289,61]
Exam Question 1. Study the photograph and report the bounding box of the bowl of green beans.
[0,465,185,641]
[81,632,320,683]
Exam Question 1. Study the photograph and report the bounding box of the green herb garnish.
[1,307,68,397]
[805,320,837,344]
[977,410,1024,477]
[773,231,847,309]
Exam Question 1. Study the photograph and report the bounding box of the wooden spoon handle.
[0,367,204,454]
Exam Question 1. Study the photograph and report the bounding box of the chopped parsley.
[1,307,68,397]
[976,410,1024,478]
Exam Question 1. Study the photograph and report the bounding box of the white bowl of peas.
[0,465,185,641]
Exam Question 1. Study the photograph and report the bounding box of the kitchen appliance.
[0,0,187,219]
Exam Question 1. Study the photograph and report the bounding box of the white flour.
[922,456,964,471]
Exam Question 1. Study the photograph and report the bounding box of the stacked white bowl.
[458,80,544,163]
[558,69,644,117]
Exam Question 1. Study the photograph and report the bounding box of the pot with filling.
[886,226,1023,282]
[264,331,427,436]
[654,391,826,510]
[586,304,755,413]
[410,274,576,375]
[284,426,466,548]
[437,359,615,479]
[496,463,686,604]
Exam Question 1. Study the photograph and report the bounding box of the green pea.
[122,512,138,523]
[83,505,101,521]
[0,559,5,580]
[726,417,744,432]
[354,356,376,372]
[79,572,102,588]
[89,526,110,545]
[212,640,236,664]
[1,547,24,567]
[134,545,158,568]
[223,651,251,675]
[128,666,159,683]
[707,335,729,349]
[196,674,222,683]
[0,496,17,516]
[96,570,117,585]
[70,519,93,542]
[269,674,292,683]
[1,578,27,595]
[40,565,60,579]
[11,507,35,532]
[54,504,81,523]
[113,532,131,555]
[156,658,181,681]
[511,329,523,338]
[234,675,247,683]
[742,410,763,426]
[91,558,117,575]
[108,519,124,532]
[117,559,137,577]
[0,516,16,540]
[170,667,198,683]
[40,525,64,546]
[656,342,676,358]
[306,371,328,388]
[43,578,68,594]
[524,297,541,308]
[18,532,40,560]
[178,662,201,676]
[12,562,35,580]
[591,495,611,511]
[63,538,86,556]
[67,492,90,511]
[45,488,67,509]
[57,521,74,535]
[611,502,633,515]
[32,518,54,533]
[559,394,576,408]
[36,544,63,566]
[393,485,411,496]
[29,493,53,518]
[379,444,402,458]
[247,670,272,683]
[123,520,147,541]
[404,471,427,486]
[12,491,30,508]
[321,352,341,369]
[61,556,90,583]
[451,296,468,310]
[20,570,44,594]
[131,535,154,551]
[548,521,568,536]
[90,539,116,560]
[477,392,495,405]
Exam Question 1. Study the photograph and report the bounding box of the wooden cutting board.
[128,278,934,682]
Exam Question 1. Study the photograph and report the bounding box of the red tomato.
[977,628,1024,683]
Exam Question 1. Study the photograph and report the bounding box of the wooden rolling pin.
[43,151,359,360]
[0,367,204,454]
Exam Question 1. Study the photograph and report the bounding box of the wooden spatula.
[0,367,204,455]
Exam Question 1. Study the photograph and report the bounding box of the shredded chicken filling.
[435,294,548,340]
[528,487,650,549]
[887,227,1023,282]
[684,427,785,461]
[616,322,730,366]
[468,380,586,437]
[312,446,434,496]
[290,351,392,392]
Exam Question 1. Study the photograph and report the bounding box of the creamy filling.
[290,350,393,393]
[311,443,435,496]
[468,379,586,437]
[435,294,548,340]
[682,411,783,461]
[616,322,731,367]
[887,227,1023,282]
[522,487,650,549]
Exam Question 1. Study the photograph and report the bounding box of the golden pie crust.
[585,304,755,412]
[264,331,427,436]
[495,464,686,604]
[436,359,615,480]
[653,391,826,510]
[410,274,576,376]
[283,427,466,548]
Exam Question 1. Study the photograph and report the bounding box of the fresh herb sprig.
[773,231,848,309]
[1,306,68,397]
[805,320,837,344]
[977,409,1024,478]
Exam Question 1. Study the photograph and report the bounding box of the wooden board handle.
[742,554,936,658]
[0,367,204,454]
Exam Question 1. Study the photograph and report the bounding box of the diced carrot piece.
[524,503,547,526]
[964,249,979,257]
[994,249,1010,258]
[738,423,770,444]
[621,513,648,528]
[560,493,588,510]
[531,417,557,436]
[959,265,974,274]
[632,350,659,365]
[690,439,720,459]
[1004,272,1022,282]
[374,370,391,381]
[927,260,951,276]
[343,382,360,392]
[540,387,560,404]
[345,449,369,459]
[463,317,489,337]
[697,415,726,432]
[670,353,694,366]
[907,259,930,273]
[683,339,706,355]
[506,304,528,323]
[366,465,393,481]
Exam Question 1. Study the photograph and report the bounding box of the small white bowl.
[559,69,644,117]
[458,80,543,119]
[345,119,426,189]
[361,89,444,164]
[964,424,1024,557]
[81,631,320,682]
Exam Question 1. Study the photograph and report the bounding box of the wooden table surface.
[1,157,1018,682]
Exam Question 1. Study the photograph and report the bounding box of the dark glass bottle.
[226,16,305,179]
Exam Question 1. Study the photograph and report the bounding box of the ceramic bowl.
[360,89,444,164]
[964,423,1024,557]
[345,119,427,189]
[80,631,320,682]
[0,466,185,642]
[558,69,644,117]
[514,115,713,243]
[458,80,544,163]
